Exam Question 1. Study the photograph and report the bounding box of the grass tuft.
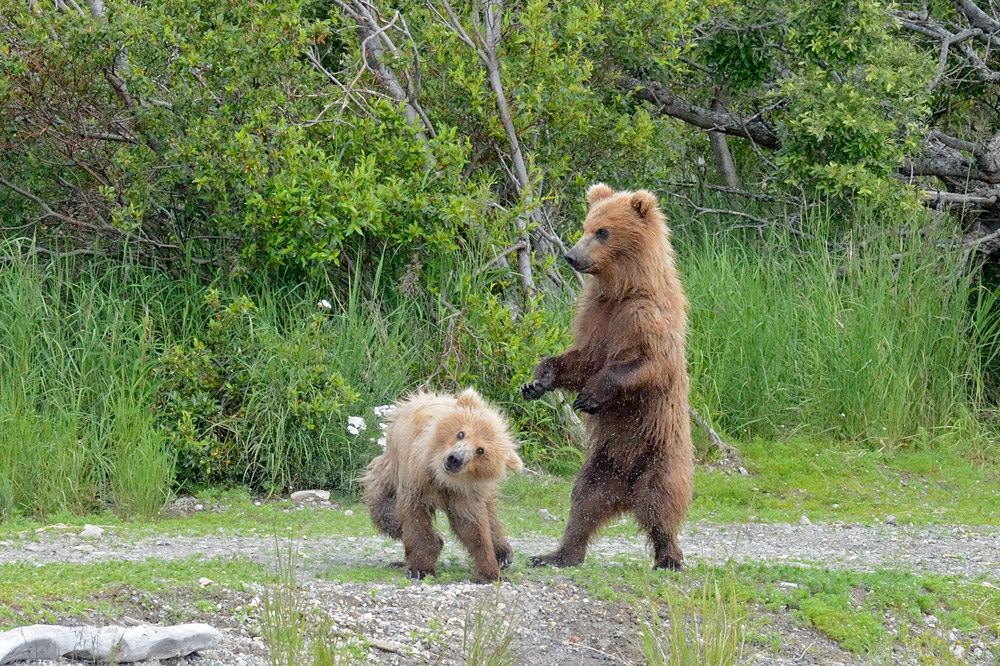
[638,567,747,666]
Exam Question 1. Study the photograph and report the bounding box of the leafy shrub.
[155,289,376,492]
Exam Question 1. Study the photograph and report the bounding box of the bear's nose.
[563,252,578,269]
[445,452,464,473]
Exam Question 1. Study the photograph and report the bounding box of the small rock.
[370,638,403,653]
[344,509,354,517]
[831,504,839,509]
[199,577,214,588]
[194,503,204,512]
[885,514,897,526]
[290,490,331,503]
[924,614,938,627]
[778,581,799,589]
[537,509,559,522]
[799,515,811,526]
[737,466,749,476]
[950,644,965,659]
[79,525,104,538]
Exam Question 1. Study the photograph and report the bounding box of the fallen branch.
[688,405,742,464]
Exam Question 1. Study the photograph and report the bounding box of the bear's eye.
[475,446,485,456]
[456,431,465,440]
[595,228,609,241]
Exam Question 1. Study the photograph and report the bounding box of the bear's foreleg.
[400,504,443,579]
[486,496,514,569]
[530,455,627,567]
[521,350,588,401]
[573,357,643,414]
[446,507,504,583]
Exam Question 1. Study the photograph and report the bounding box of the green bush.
[155,268,423,493]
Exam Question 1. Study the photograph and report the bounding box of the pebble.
[799,515,811,526]
[79,525,104,538]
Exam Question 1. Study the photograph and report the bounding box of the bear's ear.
[456,388,484,409]
[506,452,524,473]
[631,190,658,218]
[586,183,614,207]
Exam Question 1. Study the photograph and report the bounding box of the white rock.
[198,577,214,588]
[950,644,965,659]
[290,490,330,503]
[799,515,811,526]
[79,525,104,538]
[537,509,558,522]
[0,624,222,664]
[778,581,799,589]
[885,515,898,526]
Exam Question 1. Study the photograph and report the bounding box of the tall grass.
[0,244,179,519]
[682,208,1000,451]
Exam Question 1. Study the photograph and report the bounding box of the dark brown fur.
[522,183,693,569]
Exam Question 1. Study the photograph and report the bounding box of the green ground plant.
[638,567,748,666]
[462,591,519,666]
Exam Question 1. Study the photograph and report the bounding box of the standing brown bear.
[521,183,693,570]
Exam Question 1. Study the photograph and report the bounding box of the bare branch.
[953,0,1000,35]
[618,76,781,149]
[901,156,1000,185]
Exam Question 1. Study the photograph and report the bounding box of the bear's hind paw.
[529,551,584,568]
[404,567,435,580]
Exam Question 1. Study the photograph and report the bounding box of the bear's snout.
[444,451,465,473]
[564,239,596,273]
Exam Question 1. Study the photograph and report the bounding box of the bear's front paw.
[495,544,514,569]
[404,566,435,580]
[521,380,549,401]
[572,391,605,414]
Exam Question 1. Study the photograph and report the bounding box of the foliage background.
[1,0,999,517]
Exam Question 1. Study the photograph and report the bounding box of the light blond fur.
[362,388,522,582]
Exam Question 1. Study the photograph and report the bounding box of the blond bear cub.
[362,388,523,582]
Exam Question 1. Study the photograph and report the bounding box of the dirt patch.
[1,521,999,665]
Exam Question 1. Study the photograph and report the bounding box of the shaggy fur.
[362,388,523,582]
[522,183,694,569]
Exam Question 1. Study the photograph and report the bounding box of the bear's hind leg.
[630,470,687,570]
[531,458,626,567]
[400,505,443,579]
[367,485,403,540]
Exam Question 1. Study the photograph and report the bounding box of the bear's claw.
[520,381,548,401]
[405,567,435,580]
[495,546,514,569]
[572,392,603,414]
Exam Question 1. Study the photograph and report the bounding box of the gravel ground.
[1,520,998,665]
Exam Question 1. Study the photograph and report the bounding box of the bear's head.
[431,388,523,488]
[563,183,667,280]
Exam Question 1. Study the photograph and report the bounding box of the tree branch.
[618,75,781,149]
